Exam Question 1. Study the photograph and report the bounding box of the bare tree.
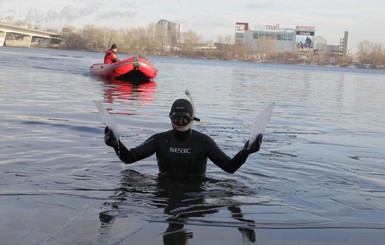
[357,41,385,68]
[82,25,99,51]
[180,30,202,55]
[61,27,85,50]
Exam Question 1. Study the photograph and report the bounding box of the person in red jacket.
[104,44,120,64]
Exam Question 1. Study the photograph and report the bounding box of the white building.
[235,23,315,53]
[156,19,181,45]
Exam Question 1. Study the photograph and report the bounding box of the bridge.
[0,22,62,48]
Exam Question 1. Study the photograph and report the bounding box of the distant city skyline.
[1,0,384,53]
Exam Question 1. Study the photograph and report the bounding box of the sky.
[1,0,384,53]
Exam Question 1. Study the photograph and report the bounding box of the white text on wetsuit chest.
[169,147,191,154]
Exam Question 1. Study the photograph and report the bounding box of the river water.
[1,47,385,244]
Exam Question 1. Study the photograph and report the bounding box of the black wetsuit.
[111,129,250,178]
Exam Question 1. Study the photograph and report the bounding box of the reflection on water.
[96,169,256,244]
[99,77,157,105]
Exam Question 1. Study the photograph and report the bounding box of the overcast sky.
[1,0,384,52]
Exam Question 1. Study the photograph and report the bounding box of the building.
[235,22,315,53]
[340,31,349,56]
[235,22,297,53]
[315,36,327,51]
[156,19,181,46]
[315,32,349,55]
[235,22,349,55]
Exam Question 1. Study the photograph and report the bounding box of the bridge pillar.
[0,31,5,46]
[24,35,32,48]
[4,35,32,48]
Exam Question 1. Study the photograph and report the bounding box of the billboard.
[295,25,315,51]
[235,22,249,33]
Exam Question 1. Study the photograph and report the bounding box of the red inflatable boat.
[90,55,158,81]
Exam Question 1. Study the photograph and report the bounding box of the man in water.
[104,44,120,64]
[104,98,263,179]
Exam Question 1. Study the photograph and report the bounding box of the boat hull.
[90,56,158,81]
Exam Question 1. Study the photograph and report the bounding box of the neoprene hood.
[169,99,193,118]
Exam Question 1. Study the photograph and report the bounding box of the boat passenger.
[104,98,263,180]
[104,44,120,64]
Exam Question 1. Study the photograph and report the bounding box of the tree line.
[2,18,385,69]
[60,25,385,69]
[60,24,220,56]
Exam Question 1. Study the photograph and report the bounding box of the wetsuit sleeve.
[204,135,250,174]
[113,136,157,164]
